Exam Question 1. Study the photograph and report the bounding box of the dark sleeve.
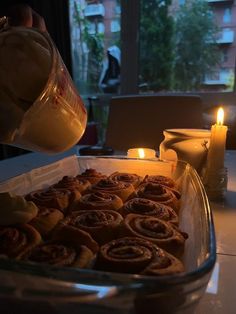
[0,0,72,75]
[0,1,34,16]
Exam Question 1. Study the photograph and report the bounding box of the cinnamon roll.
[95,237,158,274]
[74,192,123,211]
[77,168,107,184]
[29,206,64,237]
[143,175,176,189]
[26,187,74,215]
[85,178,135,202]
[141,250,184,276]
[143,175,181,199]
[54,176,90,194]
[0,224,41,259]
[62,210,123,245]
[95,237,183,275]
[25,242,94,268]
[121,214,187,256]
[51,224,99,253]
[109,172,143,188]
[120,198,178,226]
[132,183,180,213]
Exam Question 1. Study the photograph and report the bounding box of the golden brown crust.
[95,236,184,275]
[141,250,184,276]
[119,198,178,226]
[95,237,158,274]
[54,176,90,194]
[143,175,181,199]
[25,188,71,214]
[74,192,123,211]
[131,183,180,213]
[85,178,135,202]
[25,243,94,268]
[143,175,176,189]
[2,167,187,276]
[29,206,64,237]
[121,214,187,257]
[77,168,107,185]
[109,172,143,188]
[0,224,41,259]
[62,210,123,245]
[51,224,99,253]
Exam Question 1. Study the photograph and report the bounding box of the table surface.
[196,150,236,314]
[0,147,236,314]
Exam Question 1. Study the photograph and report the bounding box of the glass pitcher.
[0,23,87,153]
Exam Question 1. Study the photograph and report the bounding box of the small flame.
[138,148,145,158]
[217,107,224,126]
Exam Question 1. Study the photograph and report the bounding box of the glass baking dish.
[0,156,216,314]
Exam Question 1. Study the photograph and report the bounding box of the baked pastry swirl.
[95,236,184,275]
[54,176,90,194]
[62,210,123,244]
[0,224,41,259]
[143,175,176,189]
[143,175,181,199]
[77,168,107,184]
[119,198,178,226]
[29,206,64,237]
[74,192,123,211]
[109,172,143,188]
[95,237,157,273]
[141,250,184,276]
[51,224,99,253]
[26,187,75,215]
[122,214,187,256]
[132,183,179,213]
[85,178,135,202]
[25,243,94,268]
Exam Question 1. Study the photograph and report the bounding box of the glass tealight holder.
[127,148,157,159]
[203,167,228,201]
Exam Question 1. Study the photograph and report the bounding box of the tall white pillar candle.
[206,107,228,172]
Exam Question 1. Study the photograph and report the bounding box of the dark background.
[0,0,72,73]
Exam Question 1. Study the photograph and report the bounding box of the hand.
[6,4,46,32]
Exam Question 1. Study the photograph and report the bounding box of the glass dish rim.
[0,156,216,290]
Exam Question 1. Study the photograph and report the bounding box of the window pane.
[69,0,121,145]
[69,0,121,96]
[139,0,235,93]
[223,8,231,24]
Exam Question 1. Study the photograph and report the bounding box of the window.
[223,8,231,24]
[69,0,236,148]
[70,0,236,96]
[69,0,121,95]
[98,22,105,34]
[111,20,121,32]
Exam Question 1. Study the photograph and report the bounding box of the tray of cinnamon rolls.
[0,156,216,314]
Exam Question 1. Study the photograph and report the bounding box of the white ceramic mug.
[159,129,211,174]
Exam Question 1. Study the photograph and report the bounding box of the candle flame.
[138,148,145,158]
[217,107,224,125]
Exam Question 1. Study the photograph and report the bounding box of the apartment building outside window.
[70,0,236,96]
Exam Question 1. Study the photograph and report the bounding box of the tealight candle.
[127,148,156,159]
[207,107,228,172]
